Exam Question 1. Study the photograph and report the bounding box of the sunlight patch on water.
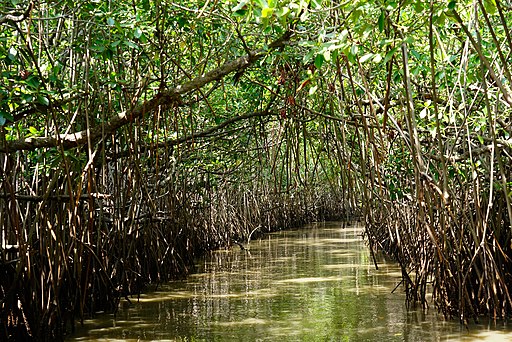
[322,263,370,269]
[214,317,268,326]
[321,238,363,243]
[446,331,512,341]
[276,276,344,284]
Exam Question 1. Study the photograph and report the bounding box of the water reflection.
[69,222,512,341]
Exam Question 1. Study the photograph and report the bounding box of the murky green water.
[69,222,512,341]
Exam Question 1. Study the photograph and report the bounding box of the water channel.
[69,222,512,341]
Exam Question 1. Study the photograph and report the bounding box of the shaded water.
[69,222,511,341]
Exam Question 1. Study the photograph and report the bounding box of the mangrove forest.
[0,0,511,340]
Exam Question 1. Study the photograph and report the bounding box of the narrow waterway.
[69,222,511,341]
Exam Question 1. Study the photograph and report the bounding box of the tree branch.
[164,110,272,147]
[0,2,34,25]
[100,110,274,165]
[0,31,292,153]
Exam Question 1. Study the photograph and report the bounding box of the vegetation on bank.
[0,0,510,340]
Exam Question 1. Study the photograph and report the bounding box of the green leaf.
[254,0,268,8]
[483,0,496,14]
[22,94,33,102]
[311,0,322,9]
[410,49,421,60]
[134,27,143,39]
[414,1,424,12]
[386,2,398,11]
[435,70,445,81]
[314,54,325,69]
[29,126,39,135]
[384,47,398,63]
[232,0,249,11]
[124,41,139,49]
[37,95,49,106]
[339,30,349,43]
[0,110,13,126]
[261,7,273,18]
[8,47,17,61]
[429,126,437,139]
[350,44,359,57]
[26,76,40,89]
[275,7,289,18]
[331,49,339,63]
[303,48,316,64]
[177,16,187,28]
[419,106,429,119]
[447,1,456,10]
[323,49,331,62]
[351,9,363,22]
[359,53,374,63]
[404,35,415,44]
[233,9,247,16]
[378,11,385,32]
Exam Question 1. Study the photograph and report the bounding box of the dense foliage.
[0,0,511,340]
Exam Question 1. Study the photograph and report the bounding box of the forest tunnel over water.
[1,1,511,340]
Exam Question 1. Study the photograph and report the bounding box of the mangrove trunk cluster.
[1,0,511,340]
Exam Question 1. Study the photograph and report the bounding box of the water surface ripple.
[69,222,512,341]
